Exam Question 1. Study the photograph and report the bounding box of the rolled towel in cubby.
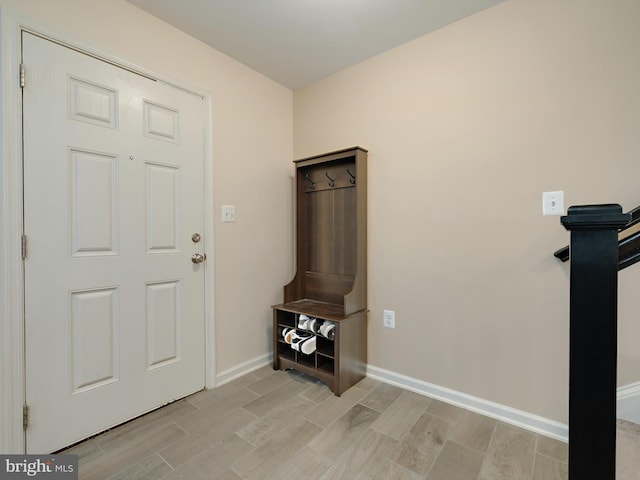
[307,317,319,333]
[283,327,296,344]
[279,326,288,339]
[291,332,313,352]
[300,335,316,355]
[297,314,310,330]
[319,321,335,340]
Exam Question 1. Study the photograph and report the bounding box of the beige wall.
[294,0,640,422]
[5,0,640,426]
[0,0,294,374]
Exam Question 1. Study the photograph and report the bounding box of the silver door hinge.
[21,234,27,259]
[20,63,25,88]
[23,404,29,431]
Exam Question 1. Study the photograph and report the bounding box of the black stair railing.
[560,204,631,480]
[555,204,640,270]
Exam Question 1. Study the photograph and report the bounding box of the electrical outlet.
[542,191,564,216]
[221,205,236,223]
[383,310,395,329]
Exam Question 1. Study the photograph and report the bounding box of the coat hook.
[325,172,335,187]
[347,168,356,185]
[305,173,316,189]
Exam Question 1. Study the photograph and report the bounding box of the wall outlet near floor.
[221,205,236,222]
[383,310,396,329]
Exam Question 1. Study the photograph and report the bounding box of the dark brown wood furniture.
[273,147,368,396]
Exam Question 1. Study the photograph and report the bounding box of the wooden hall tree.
[272,147,367,395]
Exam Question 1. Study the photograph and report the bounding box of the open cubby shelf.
[272,147,368,396]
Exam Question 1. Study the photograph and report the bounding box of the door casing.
[0,10,216,454]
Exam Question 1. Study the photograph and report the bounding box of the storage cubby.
[273,147,367,396]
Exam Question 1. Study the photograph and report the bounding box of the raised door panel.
[144,100,179,143]
[146,281,180,369]
[69,149,119,256]
[146,163,178,252]
[68,76,118,129]
[70,287,119,394]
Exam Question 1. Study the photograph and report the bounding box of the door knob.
[191,253,206,264]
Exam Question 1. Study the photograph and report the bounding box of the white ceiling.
[127,0,504,89]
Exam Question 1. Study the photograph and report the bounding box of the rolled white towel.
[291,332,313,352]
[319,321,335,340]
[298,314,310,330]
[300,335,316,355]
[282,327,296,344]
[307,317,319,333]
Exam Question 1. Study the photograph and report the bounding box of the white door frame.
[0,8,216,454]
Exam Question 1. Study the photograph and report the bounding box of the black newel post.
[561,204,630,480]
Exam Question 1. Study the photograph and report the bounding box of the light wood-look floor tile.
[177,388,258,435]
[370,460,424,480]
[533,453,568,480]
[78,424,186,480]
[319,428,399,480]
[535,434,568,463]
[186,372,262,409]
[267,446,333,480]
[62,439,103,465]
[237,394,316,446]
[96,399,197,453]
[300,380,335,403]
[478,422,536,480]
[371,390,432,440]
[353,376,381,391]
[161,434,253,480]
[426,398,466,424]
[303,385,370,427]
[617,419,640,479]
[391,412,450,476]
[360,382,404,413]
[231,416,322,480]
[309,403,381,459]
[246,369,294,395]
[105,453,172,480]
[425,440,485,480]
[242,377,312,418]
[450,410,497,453]
[59,368,640,480]
[160,407,256,468]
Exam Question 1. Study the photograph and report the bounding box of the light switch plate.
[221,205,236,222]
[383,310,395,329]
[542,191,564,216]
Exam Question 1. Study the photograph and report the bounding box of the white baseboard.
[213,356,640,436]
[215,352,272,387]
[366,365,569,442]
[617,381,640,424]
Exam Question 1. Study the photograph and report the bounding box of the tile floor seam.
[155,451,176,474]
[172,421,190,437]
[529,434,540,480]
[304,415,330,430]
[450,437,494,457]
[228,463,242,479]
[483,418,499,454]
[533,450,568,463]
[530,433,540,480]
[95,439,106,457]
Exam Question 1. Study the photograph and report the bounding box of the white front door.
[22,32,206,453]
